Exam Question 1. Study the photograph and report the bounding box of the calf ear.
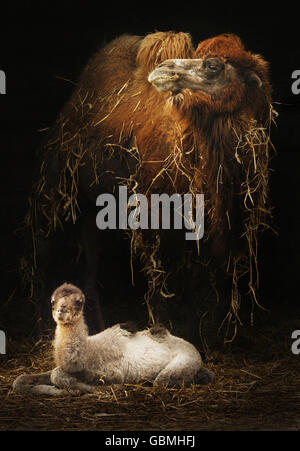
[246,70,262,88]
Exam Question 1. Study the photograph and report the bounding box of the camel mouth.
[152,74,180,82]
[53,312,77,326]
[54,310,69,323]
[52,304,82,325]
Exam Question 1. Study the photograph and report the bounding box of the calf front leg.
[13,371,67,396]
[50,367,98,393]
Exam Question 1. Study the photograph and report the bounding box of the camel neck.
[55,317,87,340]
[54,317,89,371]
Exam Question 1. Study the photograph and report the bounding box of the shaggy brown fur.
[25,31,274,343]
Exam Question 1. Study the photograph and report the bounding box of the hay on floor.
[1,316,299,431]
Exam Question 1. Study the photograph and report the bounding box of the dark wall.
[0,2,299,333]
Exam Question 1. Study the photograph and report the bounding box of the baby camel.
[13,283,215,395]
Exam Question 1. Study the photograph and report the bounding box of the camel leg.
[154,354,215,387]
[13,371,67,396]
[50,367,98,393]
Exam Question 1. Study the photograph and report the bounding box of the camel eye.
[75,299,83,309]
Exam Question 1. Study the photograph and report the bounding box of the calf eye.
[75,299,83,309]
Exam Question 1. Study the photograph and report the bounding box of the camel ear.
[246,70,262,88]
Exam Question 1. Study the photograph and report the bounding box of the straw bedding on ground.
[1,315,299,431]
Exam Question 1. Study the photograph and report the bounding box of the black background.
[0,1,299,335]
